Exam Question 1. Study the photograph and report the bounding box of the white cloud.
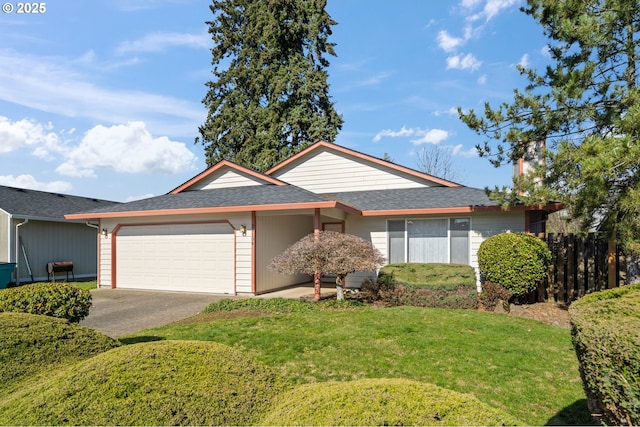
[541,45,551,58]
[437,30,465,52]
[346,71,393,90]
[483,0,519,21]
[477,74,487,85]
[412,129,449,145]
[373,126,449,145]
[518,53,530,68]
[446,53,482,71]
[0,174,72,192]
[434,107,459,117]
[452,144,479,157]
[0,116,59,153]
[56,121,198,177]
[0,49,205,138]
[115,31,211,55]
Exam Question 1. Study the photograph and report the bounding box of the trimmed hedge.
[0,312,119,393]
[477,233,552,295]
[362,263,478,309]
[0,282,91,322]
[0,340,286,426]
[569,283,640,426]
[260,378,521,426]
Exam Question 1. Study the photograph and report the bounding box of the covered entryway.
[115,222,234,293]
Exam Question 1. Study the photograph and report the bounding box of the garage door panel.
[116,223,234,293]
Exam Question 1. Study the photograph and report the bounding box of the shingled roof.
[326,187,499,212]
[66,184,343,218]
[0,185,119,220]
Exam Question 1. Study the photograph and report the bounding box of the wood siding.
[341,216,386,287]
[11,219,98,282]
[271,148,434,193]
[255,214,313,293]
[469,211,525,268]
[99,213,252,292]
[189,168,266,190]
[0,212,9,262]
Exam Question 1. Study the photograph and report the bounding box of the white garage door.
[116,223,234,293]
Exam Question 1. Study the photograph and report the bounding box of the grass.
[379,263,476,289]
[124,302,592,426]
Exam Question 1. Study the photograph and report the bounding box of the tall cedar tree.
[459,0,640,252]
[197,0,343,172]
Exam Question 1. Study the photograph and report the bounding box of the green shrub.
[0,282,92,322]
[479,281,513,311]
[363,264,478,309]
[477,233,552,295]
[260,378,521,426]
[0,340,286,426]
[378,263,476,290]
[0,312,119,393]
[569,283,640,426]
[380,284,478,309]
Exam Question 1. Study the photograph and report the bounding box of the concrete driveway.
[80,288,232,338]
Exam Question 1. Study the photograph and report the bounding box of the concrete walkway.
[80,285,338,338]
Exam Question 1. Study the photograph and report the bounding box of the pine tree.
[459,0,640,252]
[197,0,343,172]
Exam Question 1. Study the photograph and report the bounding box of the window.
[388,218,470,265]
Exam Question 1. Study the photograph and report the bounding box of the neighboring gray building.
[0,186,118,284]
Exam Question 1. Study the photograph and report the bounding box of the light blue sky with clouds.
[0,0,549,202]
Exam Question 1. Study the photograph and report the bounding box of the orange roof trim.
[265,140,461,188]
[64,200,360,220]
[169,160,287,194]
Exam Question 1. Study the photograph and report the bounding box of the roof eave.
[64,200,348,220]
[359,202,563,216]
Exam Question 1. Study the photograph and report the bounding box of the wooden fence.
[529,233,626,305]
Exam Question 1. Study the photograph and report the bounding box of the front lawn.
[124,303,591,425]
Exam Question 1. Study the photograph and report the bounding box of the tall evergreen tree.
[197,0,343,172]
[459,0,640,252]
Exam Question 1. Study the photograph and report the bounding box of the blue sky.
[0,0,549,202]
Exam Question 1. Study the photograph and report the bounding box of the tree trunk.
[314,270,321,301]
[335,275,345,301]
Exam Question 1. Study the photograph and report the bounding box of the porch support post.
[313,208,321,301]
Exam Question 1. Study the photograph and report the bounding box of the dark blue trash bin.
[0,262,16,289]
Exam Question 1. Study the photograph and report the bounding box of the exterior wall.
[469,211,525,268]
[271,148,433,193]
[11,219,99,282]
[342,215,387,288]
[99,212,252,293]
[0,211,9,262]
[342,211,526,288]
[189,169,266,190]
[255,213,313,293]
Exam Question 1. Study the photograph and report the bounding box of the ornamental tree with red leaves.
[269,231,385,300]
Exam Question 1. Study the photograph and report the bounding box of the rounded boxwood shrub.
[0,340,286,426]
[260,378,520,426]
[0,282,91,322]
[0,312,119,393]
[569,283,640,426]
[477,233,552,295]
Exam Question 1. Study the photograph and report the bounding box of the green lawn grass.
[124,305,592,425]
